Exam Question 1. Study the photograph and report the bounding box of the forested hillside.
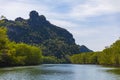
[0,11,92,63]
[0,27,42,67]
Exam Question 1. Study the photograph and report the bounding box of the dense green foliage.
[42,56,68,64]
[0,11,92,62]
[71,52,100,64]
[71,40,120,66]
[0,27,42,67]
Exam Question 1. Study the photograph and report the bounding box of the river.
[0,64,120,80]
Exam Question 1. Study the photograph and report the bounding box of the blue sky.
[0,0,120,51]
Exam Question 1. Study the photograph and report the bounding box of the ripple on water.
[0,64,119,80]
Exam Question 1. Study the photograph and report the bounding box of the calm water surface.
[0,64,120,80]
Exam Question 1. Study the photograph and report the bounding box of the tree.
[0,27,43,67]
[0,15,6,20]
[15,43,42,65]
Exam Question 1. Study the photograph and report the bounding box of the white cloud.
[0,1,49,20]
[73,25,120,51]
[49,16,120,51]
[69,0,120,20]
[0,0,119,51]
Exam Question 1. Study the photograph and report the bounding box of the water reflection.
[0,64,119,80]
[107,68,120,75]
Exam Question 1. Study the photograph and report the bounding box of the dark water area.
[0,64,120,80]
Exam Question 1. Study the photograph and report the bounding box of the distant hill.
[0,11,92,60]
[79,45,93,52]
